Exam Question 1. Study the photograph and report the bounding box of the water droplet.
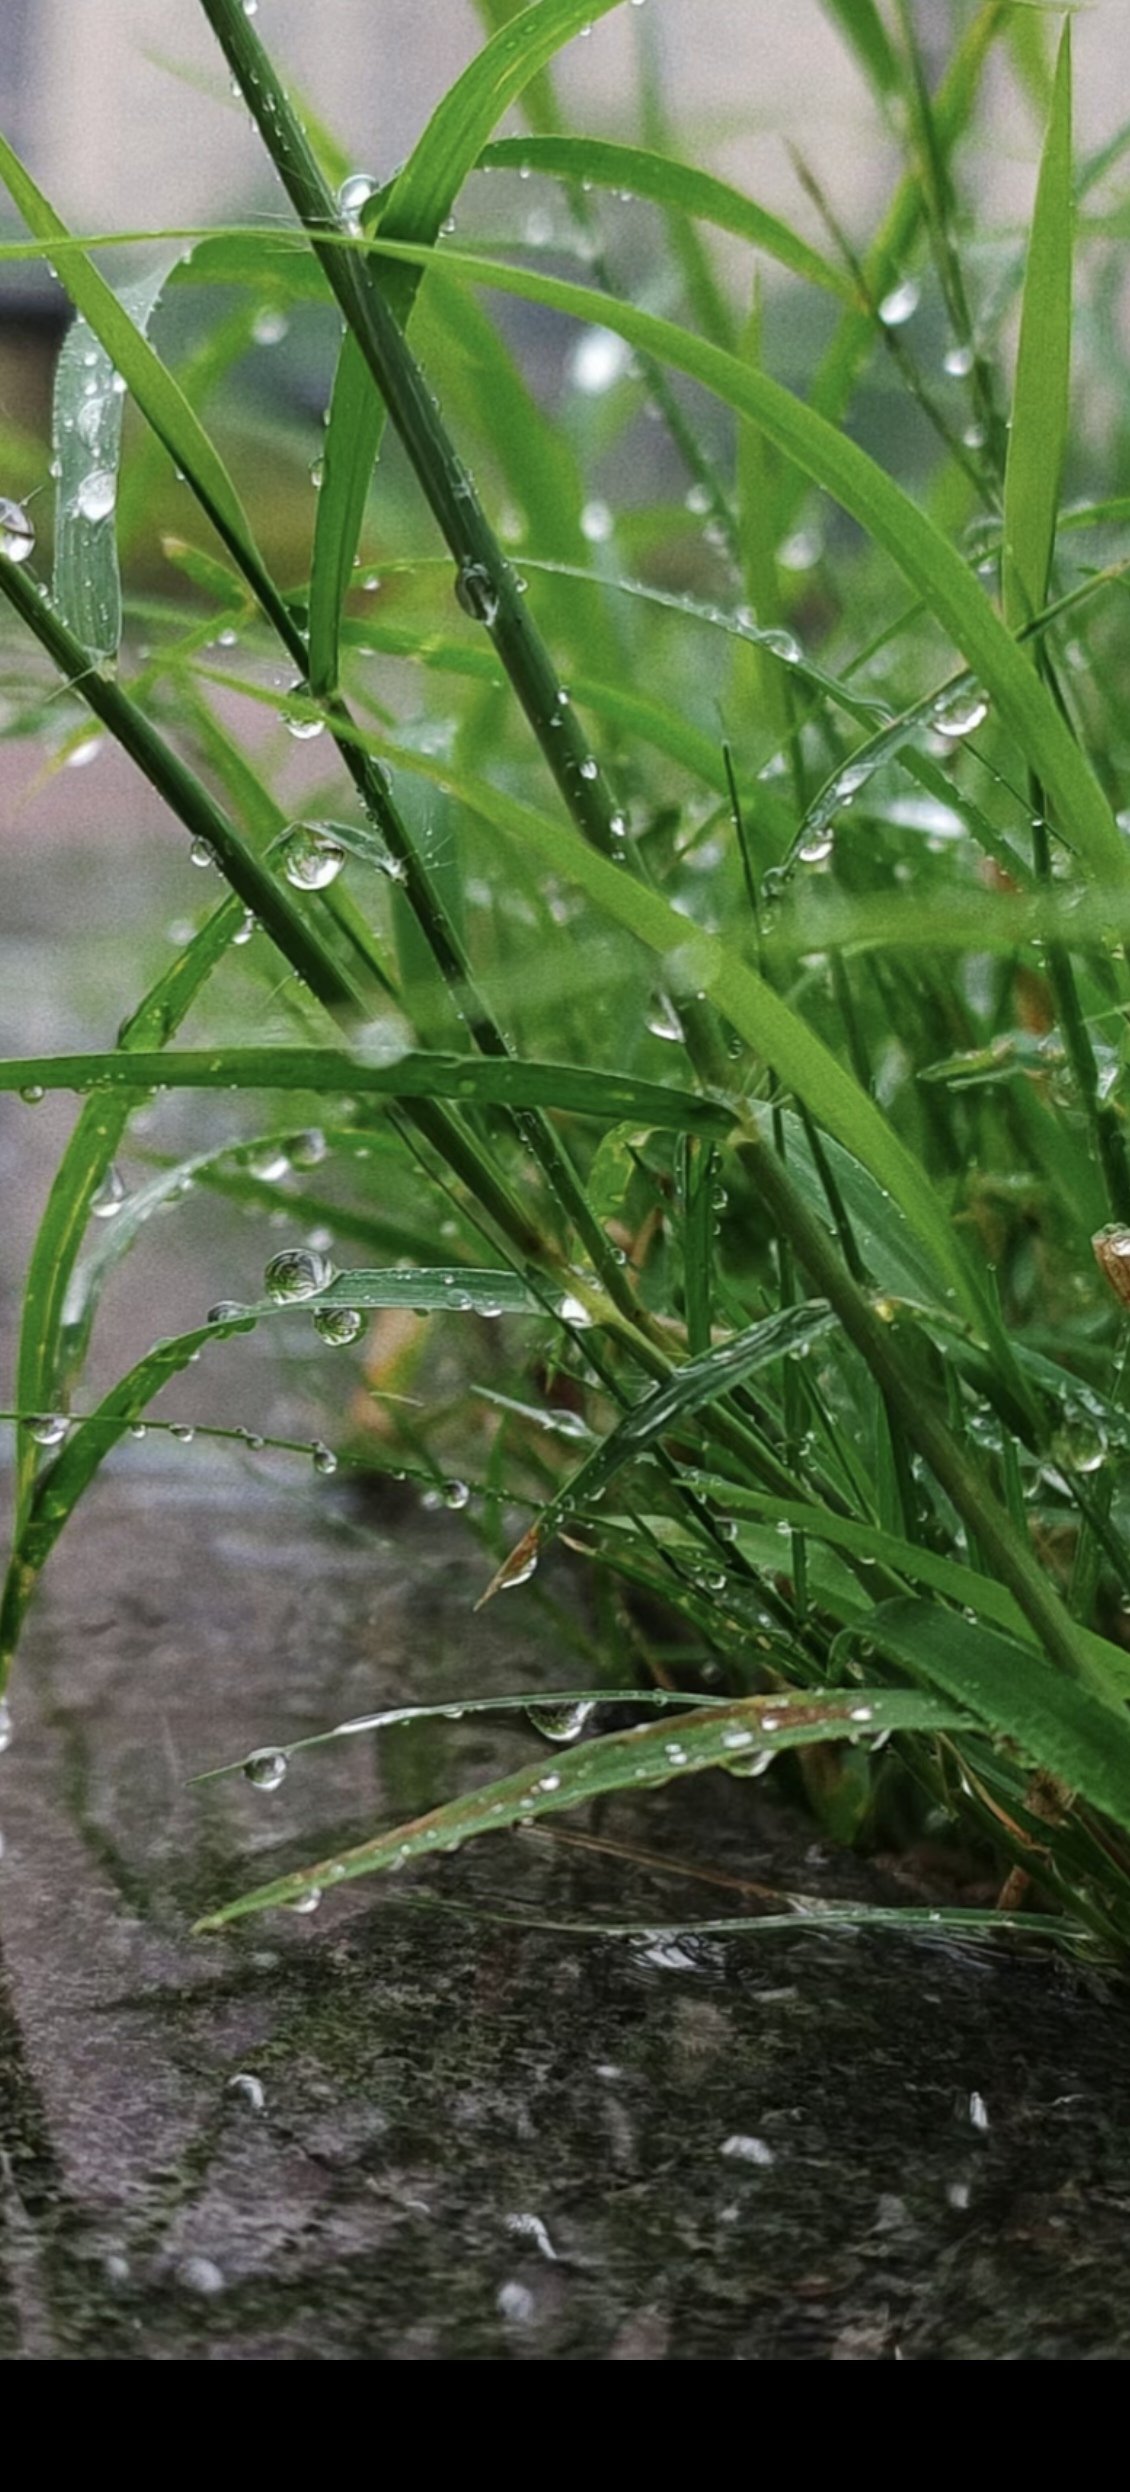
[311,1441,338,1477]
[578,756,599,782]
[944,342,975,378]
[189,837,216,870]
[227,2070,265,2110]
[207,1300,246,1326]
[569,325,632,395]
[247,1143,290,1183]
[719,2134,775,2165]
[968,2090,990,2133]
[797,829,834,866]
[289,1885,323,1914]
[580,498,613,543]
[0,497,35,562]
[932,685,989,740]
[443,1478,471,1510]
[283,706,325,741]
[525,1699,594,1745]
[497,2279,536,2324]
[0,1701,11,1756]
[252,305,288,346]
[75,469,117,523]
[878,278,920,328]
[337,172,377,226]
[556,1293,593,1327]
[313,1306,363,1347]
[65,732,104,769]
[454,562,500,626]
[90,1164,126,1218]
[27,1413,68,1447]
[289,1128,326,1168]
[19,1085,44,1105]
[170,1424,195,1444]
[264,1247,335,1302]
[282,824,346,890]
[177,2256,225,2296]
[244,1749,288,1792]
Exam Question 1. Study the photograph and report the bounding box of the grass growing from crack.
[3,1,1130,1948]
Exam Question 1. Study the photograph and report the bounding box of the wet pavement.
[1,1465,1130,2361]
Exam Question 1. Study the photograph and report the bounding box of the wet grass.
[4,2,1130,1946]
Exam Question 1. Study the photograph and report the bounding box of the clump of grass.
[3,1,1130,1948]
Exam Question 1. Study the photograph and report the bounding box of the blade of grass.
[192,1685,969,1928]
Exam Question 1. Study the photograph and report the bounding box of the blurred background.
[3,0,1128,239]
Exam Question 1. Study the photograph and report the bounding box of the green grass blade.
[864,1599,1130,1836]
[0,1047,734,1135]
[352,231,1127,892]
[818,0,901,97]
[193,1686,969,1928]
[8,899,245,1542]
[307,0,623,695]
[52,268,166,659]
[1003,23,1074,634]
[479,136,857,301]
[486,1301,839,1587]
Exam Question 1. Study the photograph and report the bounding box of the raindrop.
[525,1699,594,1745]
[27,1413,68,1447]
[932,686,989,740]
[227,2071,265,2110]
[968,2090,990,2133]
[719,2134,775,2165]
[557,1293,593,1327]
[878,278,920,328]
[580,498,613,543]
[337,172,376,226]
[289,1128,326,1168]
[569,325,632,395]
[207,1300,246,1325]
[283,706,325,741]
[282,824,346,890]
[170,1424,195,1444]
[247,1143,290,1183]
[75,469,117,523]
[313,1306,363,1347]
[454,562,500,626]
[0,497,35,562]
[497,2280,535,2325]
[944,342,975,378]
[0,1701,11,1756]
[443,1478,471,1510]
[264,1246,336,1301]
[252,306,288,346]
[797,829,834,866]
[311,1441,338,1477]
[244,1750,288,1792]
[177,2257,225,2297]
[189,837,216,869]
[289,1885,323,1914]
[90,1165,127,1218]
[20,1086,44,1105]
[232,910,255,946]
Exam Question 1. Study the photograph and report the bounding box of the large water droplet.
[264,1246,335,1302]
[932,686,989,740]
[443,1478,471,1510]
[313,1306,363,1347]
[244,1748,288,1791]
[454,562,500,626]
[90,1164,127,1218]
[337,172,377,227]
[227,2071,265,2110]
[944,342,975,378]
[75,469,117,523]
[27,1412,68,1447]
[525,1698,594,1745]
[878,278,920,328]
[252,305,288,347]
[282,825,346,890]
[177,2256,225,2296]
[311,1441,338,1477]
[0,497,34,562]
[569,325,632,395]
[288,1885,323,1914]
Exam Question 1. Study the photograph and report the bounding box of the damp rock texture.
[1,1475,1130,2360]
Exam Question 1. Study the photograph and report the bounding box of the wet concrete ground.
[2,1465,1130,2361]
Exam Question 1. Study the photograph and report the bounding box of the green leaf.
[478,135,857,301]
[819,0,901,97]
[0,1047,735,1136]
[1003,23,1073,635]
[193,1685,969,1928]
[865,1598,1130,1835]
[490,1301,840,1582]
